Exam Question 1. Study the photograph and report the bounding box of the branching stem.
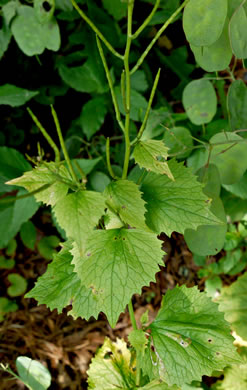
[130,0,190,75]
[132,0,160,39]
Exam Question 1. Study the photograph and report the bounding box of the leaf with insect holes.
[72,229,163,327]
[149,285,241,387]
[54,190,105,253]
[218,272,247,341]
[6,162,71,206]
[104,179,148,230]
[141,159,221,237]
[133,140,174,180]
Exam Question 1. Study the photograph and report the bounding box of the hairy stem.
[96,36,125,133]
[50,106,78,184]
[71,0,123,60]
[130,0,190,75]
[27,108,60,163]
[0,182,55,204]
[128,300,138,330]
[122,0,135,179]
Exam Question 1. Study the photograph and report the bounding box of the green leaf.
[182,79,217,125]
[149,285,241,387]
[34,0,55,23]
[163,127,193,159]
[2,0,18,25]
[208,132,247,185]
[140,381,179,390]
[223,171,247,199]
[6,238,17,256]
[7,162,71,206]
[0,84,38,107]
[229,3,247,59]
[131,70,149,93]
[141,159,221,237]
[79,96,107,140]
[104,179,148,230]
[218,272,247,341]
[183,0,227,47]
[227,80,247,132]
[128,329,147,354]
[115,86,148,121]
[58,61,106,94]
[11,6,60,56]
[54,190,105,253]
[133,140,174,179]
[205,276,222,298]
[20,221,37,250]
[213,348,247,390]
[0,25,12,60]
[0,146,31,193]
[37,235,60,260]
[102,0,127,21]
[190,20,232,72]
[7,273,27,297]
[71,157,101,178]
[16,356,51,390]
[89,171,111,192]
[0,255,15,269]
[72,229,163,327]
[0,297,18,321]
[184,197,227,256]
[0,189,39,249]
[87,337,136,389]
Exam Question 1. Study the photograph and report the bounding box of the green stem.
[0,182,54,204]
[27,108,60,163]
[50,105,78,184]
[71,0,123,60]
[96,36,125,133]
[131,68,161,146]
[106,138,116,179]
[130,0,190,75]
[128,300,138,330]
[122,0,135,179]
[132,0,160,39]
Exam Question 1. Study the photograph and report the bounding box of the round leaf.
[182,80,217,125]
[163,126,193,159]
[229,3,247,59]
[7,273,27,297]
[227,79,247,133]
[16,356,51,390]
[183,0,227,47]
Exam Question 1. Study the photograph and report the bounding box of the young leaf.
[72,229,163,327]
[218,272,247,341]
[0,84,38,107]
[79,96,107,140]
[0,256,15,269]
[0,297,18,321]
[133,140,174,180]
[54,190,105,253]
[128,329,147,355]
[104,179,148,230]
[190,20,232,72]
[11,6,60,56]
[7,274,27,297]
[7,162,71,206]
[87,338,136,389]
[141,159,221,237]
[227,80,247,132]
[16,356,51,390]
[183,0,227,47]
[149,285,241,387]
[37,235,60,260]
[182,79,217,125]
